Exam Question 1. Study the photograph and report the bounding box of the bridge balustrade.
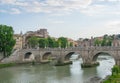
[22,46,120,52]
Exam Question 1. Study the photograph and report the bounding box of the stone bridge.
[17,46,120,66]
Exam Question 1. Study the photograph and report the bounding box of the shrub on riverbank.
[102,65,120,83]
[0,63,16,68]
[0,62,35,68]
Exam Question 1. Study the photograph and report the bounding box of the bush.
[0,63,16,68]
[103,65,120,83]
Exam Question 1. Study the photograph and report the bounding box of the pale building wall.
[14,34,23,49]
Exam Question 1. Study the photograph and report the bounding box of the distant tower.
[112,35,120,47]
[90,36,94,46]
[20,31,23,36]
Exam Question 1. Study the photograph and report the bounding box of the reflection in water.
[0,69,13,83]
[0,54,115,83]
[55,66,71,79]
[82,67,97,80]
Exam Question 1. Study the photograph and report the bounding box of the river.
[0,54,115,83]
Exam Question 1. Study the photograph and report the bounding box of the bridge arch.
[64,52,81,61]
[92,51,115,62]
[24,52,35,61]
[65,52,75,61]
[42,52,52,60]
[24,52,32,59]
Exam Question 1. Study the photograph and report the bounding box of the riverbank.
[102,75,120,83]
[0,63,16,68]
[0,60,72,68]
[0,62,35,68]
[101,65,120,83]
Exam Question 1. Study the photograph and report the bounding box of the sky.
[0,0,120,40]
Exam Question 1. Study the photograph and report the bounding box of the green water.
[0,55,115,83]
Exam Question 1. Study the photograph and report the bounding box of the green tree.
[47,37,56,48]
[101,36,112,46]
[58,37,68,48]
[101,39,106,46]
[94,35,113,46]
[69,42,73,47]
[0,25,16,60]
[28,36,38,48]
[54,41,59,48]
[39,38,48,48]
[94,39,102,46]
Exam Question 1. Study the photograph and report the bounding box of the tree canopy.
[39,38,48,48]
[38,37,72,48]
[58,37,68,48]
[94,35,113,46]
[0,25,16,59]
[28,36,38,48]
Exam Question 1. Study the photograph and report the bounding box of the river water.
[0,54,115,83]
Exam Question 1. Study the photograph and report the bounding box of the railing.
[40,46,120,51]
[21,46,120,52]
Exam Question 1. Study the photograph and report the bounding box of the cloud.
[98,0,120,2]
[106,0,120,1]
[0,0,28,6]
[80,20,120,38]
[80,4,106,16]
[0,8,21,14]
[103,21,120,34]
[48,19,64,24]
[1,0,120,16]
[0,9,7,13]
[0,0,16,4]
[51,20,64,24]
[10,8,21,14]
[80,2,120,16]
[0,0,93,14]
[105,21,120,28]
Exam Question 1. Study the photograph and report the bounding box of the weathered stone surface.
[2,46,120,66]
[1,49,20,63]
[85,76,102,83]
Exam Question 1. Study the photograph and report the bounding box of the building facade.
[14,34,23,49]
[67,38,78,47]
[14,28,49,49]
[77,37,94,47]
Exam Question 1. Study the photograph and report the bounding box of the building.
[35,29,49,38]
[112,35,120,46]
[67,38,78,47]
[14,34,23,49]
[77,37,94,47]
[14,28,49,49]
[23,29,49,48]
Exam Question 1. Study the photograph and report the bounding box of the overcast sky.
[0,0,120,40]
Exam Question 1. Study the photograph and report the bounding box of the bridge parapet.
[38,46,120,51]
[17,46,120,66]
[19,46,120,54]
